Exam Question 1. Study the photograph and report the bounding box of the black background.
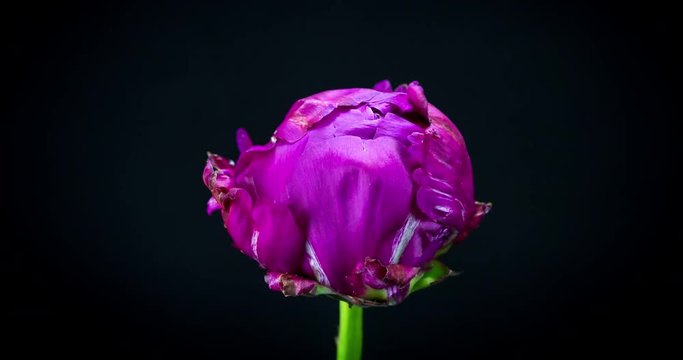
[6,1,681,359]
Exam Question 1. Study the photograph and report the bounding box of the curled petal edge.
[454,201,492,243]
[433,201,492,259]
[204,152,235,212]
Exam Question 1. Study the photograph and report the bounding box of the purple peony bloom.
[203,80,490,306]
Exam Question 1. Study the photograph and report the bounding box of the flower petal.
[307,105,379,142]
[360,258,420,289]
[224,188,256,258]
[453,201,492,243]
[251,202,306,273]
[275,88,413,143]
[203,152,233,190]
[408,104,476,230]
[265,272,332,297]
[233,137,309,203]
[203,152,235,209]
[236,128,253,154]
[206,197,221,215]
[405,81,428,119]
[399,219,457,267]
[374,113,425,147]
[287,135,413,294]
[373,79,393,92]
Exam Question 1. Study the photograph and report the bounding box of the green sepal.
[409,260,460,294]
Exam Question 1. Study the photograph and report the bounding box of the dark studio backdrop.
[5,1,681,358]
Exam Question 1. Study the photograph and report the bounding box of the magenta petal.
[251,202,305,273]
[206,197,221,215]
[207,152,233,171]
[265,272,319,296]
[307,105,379,141]
[224,188,256,259]
[360,258,419,289]
[204,153,235,209]
[275,89,363,143]
[414,166,467,227]
[400,220,456,267]
[394,83,408,93]
[373,79,393,92]
[375,113,424,147]
[406,81,429,119]
[233,138,308,203]
[203,153,234,190]
[287,135,413,294]
[275,88,413,143]
[202,160,213,189]
[354,258,419,304]
[454,201,492,243]
[236,128,253,154]
[409,107,475,230]
[360,259,388,289]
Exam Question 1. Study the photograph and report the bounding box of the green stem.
[337,301,363,360]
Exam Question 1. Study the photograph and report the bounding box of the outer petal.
[349,258,421,305]
[408,105,476,231]
[233,137,308,203]
[224,188,256,258]
[287,135,414,295]
[227,135,310,268]
[265,272,332,297]
[405,81,429,119]
[203,153,234,192]
[359,258,419,289]
[251,202,306,273]
[203,152,235,210]
[206,197,221,215]
[453,201,492,243]
[373,79,393,93]
[399,219,456,267]
[236,128,253,154]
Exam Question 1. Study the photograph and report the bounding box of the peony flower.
[203,80,490,306]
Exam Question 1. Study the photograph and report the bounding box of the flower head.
[203,80,490,306]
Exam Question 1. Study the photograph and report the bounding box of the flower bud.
[204,80,490,306]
